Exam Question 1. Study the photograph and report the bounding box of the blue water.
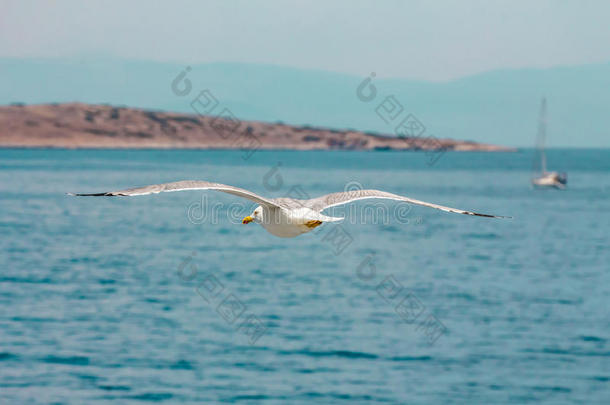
[0,149,608,404]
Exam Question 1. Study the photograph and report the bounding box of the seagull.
[69,180,510,238]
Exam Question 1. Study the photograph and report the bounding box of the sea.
[0,148,608,404]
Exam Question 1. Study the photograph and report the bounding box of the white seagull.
[69,180,510,238]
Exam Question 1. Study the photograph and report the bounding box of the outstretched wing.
[305,189,510,218]
[68,180,281,208]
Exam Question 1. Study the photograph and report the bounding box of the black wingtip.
[490,214,512,219]
[470,212,512,219]
[66,192,113,197]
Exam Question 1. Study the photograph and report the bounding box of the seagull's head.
[242,206,263,225]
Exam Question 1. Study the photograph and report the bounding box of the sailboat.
[531,98,567,189]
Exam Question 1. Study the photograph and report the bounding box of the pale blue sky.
[1,0,610,80]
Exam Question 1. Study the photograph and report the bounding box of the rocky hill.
[0,103,513,151]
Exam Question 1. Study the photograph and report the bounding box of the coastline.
[0,103,516,152]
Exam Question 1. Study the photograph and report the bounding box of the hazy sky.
[2,0,610,80]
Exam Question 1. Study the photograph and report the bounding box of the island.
[0,103,514,151]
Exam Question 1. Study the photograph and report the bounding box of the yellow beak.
[242,216,254,224]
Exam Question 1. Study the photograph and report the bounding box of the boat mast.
[537,97,547,174]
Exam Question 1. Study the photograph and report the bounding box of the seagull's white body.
[69,180,509,238]
[258,206,342,238]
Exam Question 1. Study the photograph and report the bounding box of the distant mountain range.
[1,57,609,147]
